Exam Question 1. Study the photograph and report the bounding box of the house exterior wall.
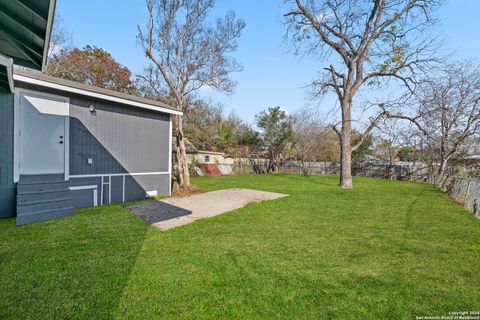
[67,95,170,175]
[188,152,234,165]
[67,174,170,208]
[0,84,16,217]
[14,82,172,209]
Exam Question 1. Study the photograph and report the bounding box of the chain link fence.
[202,160,480,217]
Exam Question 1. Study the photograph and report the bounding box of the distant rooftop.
[465,155,480,161]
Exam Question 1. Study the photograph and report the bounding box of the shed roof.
[14,68,182,116]
[465,155,480,161]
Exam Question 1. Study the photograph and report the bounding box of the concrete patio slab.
[127,188,288,231]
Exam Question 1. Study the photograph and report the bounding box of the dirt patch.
[171,184,202,197]
[128,188,288,231]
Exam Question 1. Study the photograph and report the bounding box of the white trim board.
[69,185,97,191]
[69,172,170,178]
[13,74,183,116]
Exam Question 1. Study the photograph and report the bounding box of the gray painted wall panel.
[127,174,170,198]
[0,85,15,217]
[110,176,124,203]
[124,176,147,202]
[16,82,171,177]
[11,82,172,212]
[68,177,101,208]
[72,189,97,208]
[69,174,169,208]
[70,95,170,175]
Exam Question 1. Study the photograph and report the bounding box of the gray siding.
[125,175,170,200]
[16,82,171,176]
[69,174,169,208]
[14,82,173,210]
[0,84,15,217]
[110,176,124,203]
[69,96,170,175]
[67,177,101,208]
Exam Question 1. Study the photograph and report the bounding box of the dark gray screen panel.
[0,85,15,217]
[110,176,124,203]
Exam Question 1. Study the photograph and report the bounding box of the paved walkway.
[127,188,288,231]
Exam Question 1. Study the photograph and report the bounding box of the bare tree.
[389,62,480,181]
[46,14,72,66]
[138,0,245,187]
[284,0,442,188]
[374,119,403,165]
[292,107,326,162]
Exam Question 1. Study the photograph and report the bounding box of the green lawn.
[1,175,479,319]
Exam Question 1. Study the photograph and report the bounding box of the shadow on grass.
[277,173,343,190]
[128,201,192,224]
[0,203,151,319]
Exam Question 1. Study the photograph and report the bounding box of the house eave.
[41,0,56,71]
[13,70,183,116]
[0,0,57,71]
[0,53,14,92]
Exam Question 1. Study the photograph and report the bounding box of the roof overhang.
[0,0,56,71]
[465,155,480,161]
[13,69,183,116]
[0,53,14,92]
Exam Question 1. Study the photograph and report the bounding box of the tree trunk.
[174,115,190,186]
[339,99,353,189]
[437,157,448,185]
[437,141,449,186]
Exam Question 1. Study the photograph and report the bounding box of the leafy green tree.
[256,106,295,172]
[397,147,416,162]
[183,99,257,155]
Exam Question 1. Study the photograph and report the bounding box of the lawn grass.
[1,174,479,319]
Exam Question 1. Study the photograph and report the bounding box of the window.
[205,155,210,163]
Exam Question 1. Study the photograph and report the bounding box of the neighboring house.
[0,1,181,225]
[173,138,234,165]
[189,150,235,177]
[172,139,234,176]
[464,155,480,166]
[188,150,234,166]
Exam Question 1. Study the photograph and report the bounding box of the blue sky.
[56,0,480,124]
